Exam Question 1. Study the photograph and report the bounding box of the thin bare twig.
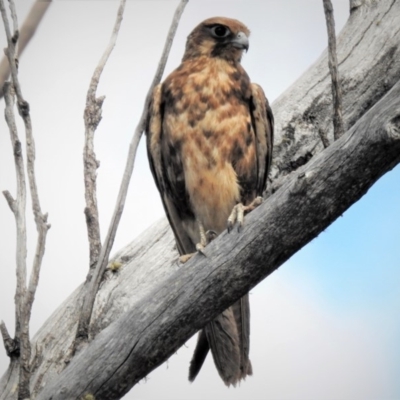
[2,80,27,349]
[2,1,51,310]
[0,0,52,97]
[1,0,50,397]
[2,68,30,400]
[0,321,19,358]
[3,0,51,315]
[83,0,127,277]
[323,0,344,140]
[2,189,16,212]
[74,0,127,354]
[75,0,189,348]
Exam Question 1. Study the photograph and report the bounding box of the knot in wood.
[85,103,103,129]
[5,337,20,358]
[17,100,30,117]
[13,139,22,157]
[11,30,19,44]
[282,151,313,174]
[290,170,314,196]
[386,115,400,141]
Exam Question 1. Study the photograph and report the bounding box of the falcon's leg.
[179,222,217,263]
[179,253,196,263]
[196,220,207,254]
[227,196,263,233]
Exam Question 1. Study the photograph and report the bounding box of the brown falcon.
[146,17,274,386]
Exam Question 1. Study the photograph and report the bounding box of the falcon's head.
[183,17,250,62]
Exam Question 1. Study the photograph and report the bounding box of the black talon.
[198,247,207,257]
[206,230,217,242]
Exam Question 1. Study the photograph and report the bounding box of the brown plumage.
[146,17,274,386]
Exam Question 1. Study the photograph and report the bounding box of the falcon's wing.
[250,83,274,195]
[205,83,272,385]
[146,85,195,255]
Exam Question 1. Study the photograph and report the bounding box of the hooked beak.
[231,31,249,52]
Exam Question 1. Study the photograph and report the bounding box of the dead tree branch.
[0,0,50,398]
[83,0,127,275]
[1,81,27,394]
[323,0,344,140]
[0,0,52,97]
[75,0,189,348]
[75,0,127,354]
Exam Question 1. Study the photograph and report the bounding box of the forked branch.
[1,81,28,397]
[83,0,127,275]
[75,0,189,350]
[0,0,50,398]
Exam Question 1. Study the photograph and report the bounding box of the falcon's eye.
[211,25,230,38]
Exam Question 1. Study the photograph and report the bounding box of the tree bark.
[1,0,400,398]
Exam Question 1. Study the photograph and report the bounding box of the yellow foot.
[227,196,263,232]
[179,253,196,263]
[179,247,206,264]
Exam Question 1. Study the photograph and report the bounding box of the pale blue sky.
[0,1,399,399]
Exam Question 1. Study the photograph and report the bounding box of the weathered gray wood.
[1,0,400,398]
[268,0,400,194]
[36,78,400,399]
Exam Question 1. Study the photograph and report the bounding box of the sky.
[0,1,399,399]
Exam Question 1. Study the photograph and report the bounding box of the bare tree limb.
[1,77,29,399]
[2,0,51,317]
[75,0,189,348]
[323,0,344,140]
[0,0,52,97]
[7,0,18,52]
[1,1,50,398]
[75,0,128,356]
[83,0,128,274]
